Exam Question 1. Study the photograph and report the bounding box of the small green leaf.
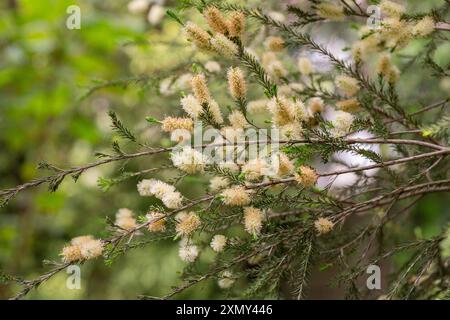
[146,116,161,124]
[166,10,184,26]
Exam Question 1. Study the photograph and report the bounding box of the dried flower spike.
[210,34,239,57]
[203,6,229,35]
[161,117,194,133]
[227,67,247,100]
[191,73,211,104]
[228,11,245,38]
[184,21,211,50]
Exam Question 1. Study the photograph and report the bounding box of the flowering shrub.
[1,0,450,299]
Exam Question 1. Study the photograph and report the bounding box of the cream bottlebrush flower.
[137,179,183,209]
[316,2,344,20]
[228,110,249,129]
[387,65,400,84]
[137,179,155,196]
[279,122,303,140]
[412,16,435,37]
[380,0,405,18]
[380,18,412,49]
[262,51,277,66]
[146,212,166,233]
[294,165,318,188]
[267,96,297,126]
[219,161,240,173]
[336,99,361,113]
[264,36,285,52]
[278,85,292,96]
[161,117,193,133]
[218,270,235,289]
[308,97,325,115]
[61,245,82,263]
[336,75,360,97]
[209,176,230,192]
[247,99,268,114]
[228,11,245,38]
[290,82,304,92]
[266,60,288,79]
[211,33,239,57]
[244,207,263,236]
[148,179,176,198]
[295,99,310,122]
[351,41,368,64]
[180,94,203,119]
[115,208,137,231]
[71,235,94,246]
[297,57,313,75]
[221,186,251,206]
[268,11,286,23]
[210,234,227,252]
[171,146,207,174]
[204,61,221,73]
[227,67,247,100]
[63,235,103,262]
[179,243,199,263]
[79,239,104,260]
[206,99,224,125]
[242,158,269,181]
[314,217,334,235]
[176,211,201,237]
[173,73,193,91]
[162,191,183,209]
[203,6,229,35]
[191,73,211,104]
[273,153,295,177]
[184,21,211,50]
[376,54,400,84]
[332,110,354,137]
[377,54,393,76]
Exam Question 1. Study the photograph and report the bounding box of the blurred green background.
[0,0,449,299]
[0,0,217,299]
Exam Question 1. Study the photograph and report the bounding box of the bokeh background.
[0,0,449,299]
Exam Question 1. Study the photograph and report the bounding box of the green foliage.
[1,0,450,301]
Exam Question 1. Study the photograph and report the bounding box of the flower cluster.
[115,208,137,232]
[137,179,183,209]
[60,236,104,263]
